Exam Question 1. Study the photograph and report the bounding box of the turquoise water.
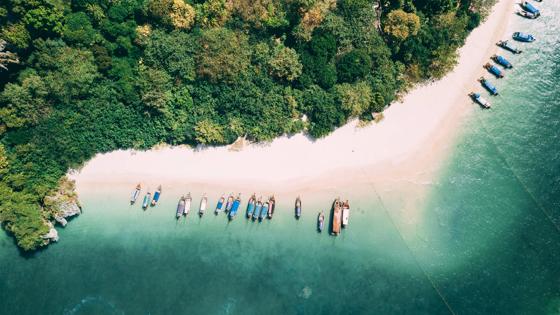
[1,4,559,314]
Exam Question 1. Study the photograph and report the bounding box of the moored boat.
[267,195,275,219]
[215,194,225,214]
[497,40,522,54]
[295,196,302,219]
[483,63,504,78]
[317,211,325,232]
[521,1,540,16]
[176,196,186,219]
[478,77,498,96]
[253,197,262,221]
[331,199,342,236]
[512,32,535,42]
[341,200,350,228]
[151,185,162,207]
[225,194,234,212]
[228,195,241,220]
[199,194,207,217]
[259,201,269,221]
[491,55,512,69]
[469,92,491,109]
[130,184,141,205]
[142,192,151,210]
[184,193,192,216]
[246,194,256,218]
[517,10,538,19]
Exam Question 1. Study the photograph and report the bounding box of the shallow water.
[1,3,559,314]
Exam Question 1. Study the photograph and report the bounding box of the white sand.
[71,0,514,197]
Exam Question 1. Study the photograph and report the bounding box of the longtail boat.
[130,184,141,205]
[341,200,350,228]
[517,10,538,19]
[491,55,512,69]
[225,194,234,212]
[317,211,325,232]
[331,199,342,236]
[199,194,207,217]
[469,92,491,109]
[513,32,535,42]
[295,196,302,219]
[497,40,522,54]
[267,196,276,219]
[253,197,262,220]
[478,77,498,95]
[484,63,504,78]
[228,195,241,220]
[184,193,192,216]
[215,195,225,214]
[151,185,162,207]
[521,1,540,16]
[259,201,269,221]
[176,196,186,219]
[142,192,151,210]
[246,194,256,218]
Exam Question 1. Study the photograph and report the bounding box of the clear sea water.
[1,4,559,315]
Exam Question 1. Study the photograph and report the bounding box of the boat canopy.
[495,55,512,68]
[523,1,540,15]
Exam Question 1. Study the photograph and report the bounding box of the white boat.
[341,200,350,227]
[184,193,192,216]
[199,194,207,217]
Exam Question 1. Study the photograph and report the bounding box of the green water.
[1,4,559,314]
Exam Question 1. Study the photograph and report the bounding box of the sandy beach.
[71,0,515,198]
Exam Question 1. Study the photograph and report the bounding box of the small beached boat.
[517,10,538,19]
[469,92,491,109]
[215,195,225,214]
[228,195,241,220]
[199,194,207,217]
[253,197,262,221]
[513,32,535,42]
[295,196,302,219]
[484,63,504,78]
[317,211,325,232]
[151,185,162,207]
[521,1,540,17]
[267,196,275,219]
[184,193,192,216]
[142,192,151,210]
[130,184,141,205]
[341,200,350,228]
[246,194,256,218]
[478,77,498,95]
[259,201,269,221]
[491,55,512,69]
[497,40,522,54]
[176,196,186,219]
[225,194,234,213]
[332,199,342,236]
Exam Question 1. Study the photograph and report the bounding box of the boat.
[176,196,186,219]
[469,92,491,109]
[259,201,268,221]
[246,194,256,218]
[478,77,498,95]
[521,1,540,17]
[142,192,151,210]
[331,199,342,236]
[295,196,302,219]
[483,63,504,78]
[130,184,141,205]
[267,196,275,219]
[199,194,207,217]
[184,193,192,216]
[317,211,325,232]
[225,194,234,212]
[497,40,522,54]
[341,200,350,228]
[491,55,512,69]
[151,185,162,206]
[512,32,535,42]
[215,195,225,214]
[228,195,241,220]
[517,10,538,19]
[253,197,262,220]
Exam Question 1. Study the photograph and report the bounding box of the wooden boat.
[295,196,302,219]
[267,196,275,219]
[142,192,151,210]
[130,184,141,205]
[225,194,234,212]
[483,63,504,78]
[513,32,535,42]
[253,197,262,220]
[199,194,207,217]
[521,1,540,16]
[184,193,192,216]
[491,55,512,69]
[478,77,498,96]
[151,185,162,207]
[469,92,491,109]
[246,194,256,218]
[517,10,538,19]
[228,194,241,220]
[341,200,350,228]
[317,211,325,232]
[497,40,522,54]
[259,201,269,221]
[331,199,342,236]
[176,196,186,219]
[215,195,225,214]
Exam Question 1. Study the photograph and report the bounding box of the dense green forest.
[0,0,494,251]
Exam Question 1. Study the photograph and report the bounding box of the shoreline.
[71,0,514,200]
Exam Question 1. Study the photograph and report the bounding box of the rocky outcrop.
[41,222,59,242]
[43,177,81,228]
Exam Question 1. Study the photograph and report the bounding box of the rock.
[41,222,59,242]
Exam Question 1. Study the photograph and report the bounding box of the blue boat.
[497,40,522,54]
[150,185,162,207]
[521,1,540,16]
[225,194,234,212]
[253,198,262,220]
[317,211,325,232]
[130,184,141,205]
[513,32,535,42]
[228,195,241,220]
[478,77,498,96]
[491,55,512,69]
[484,63,504,78]
[246,194,256,218]
[142,192,151,210]
[259,202,268,221]
[215,195,225,214]
[469,92,491,109]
